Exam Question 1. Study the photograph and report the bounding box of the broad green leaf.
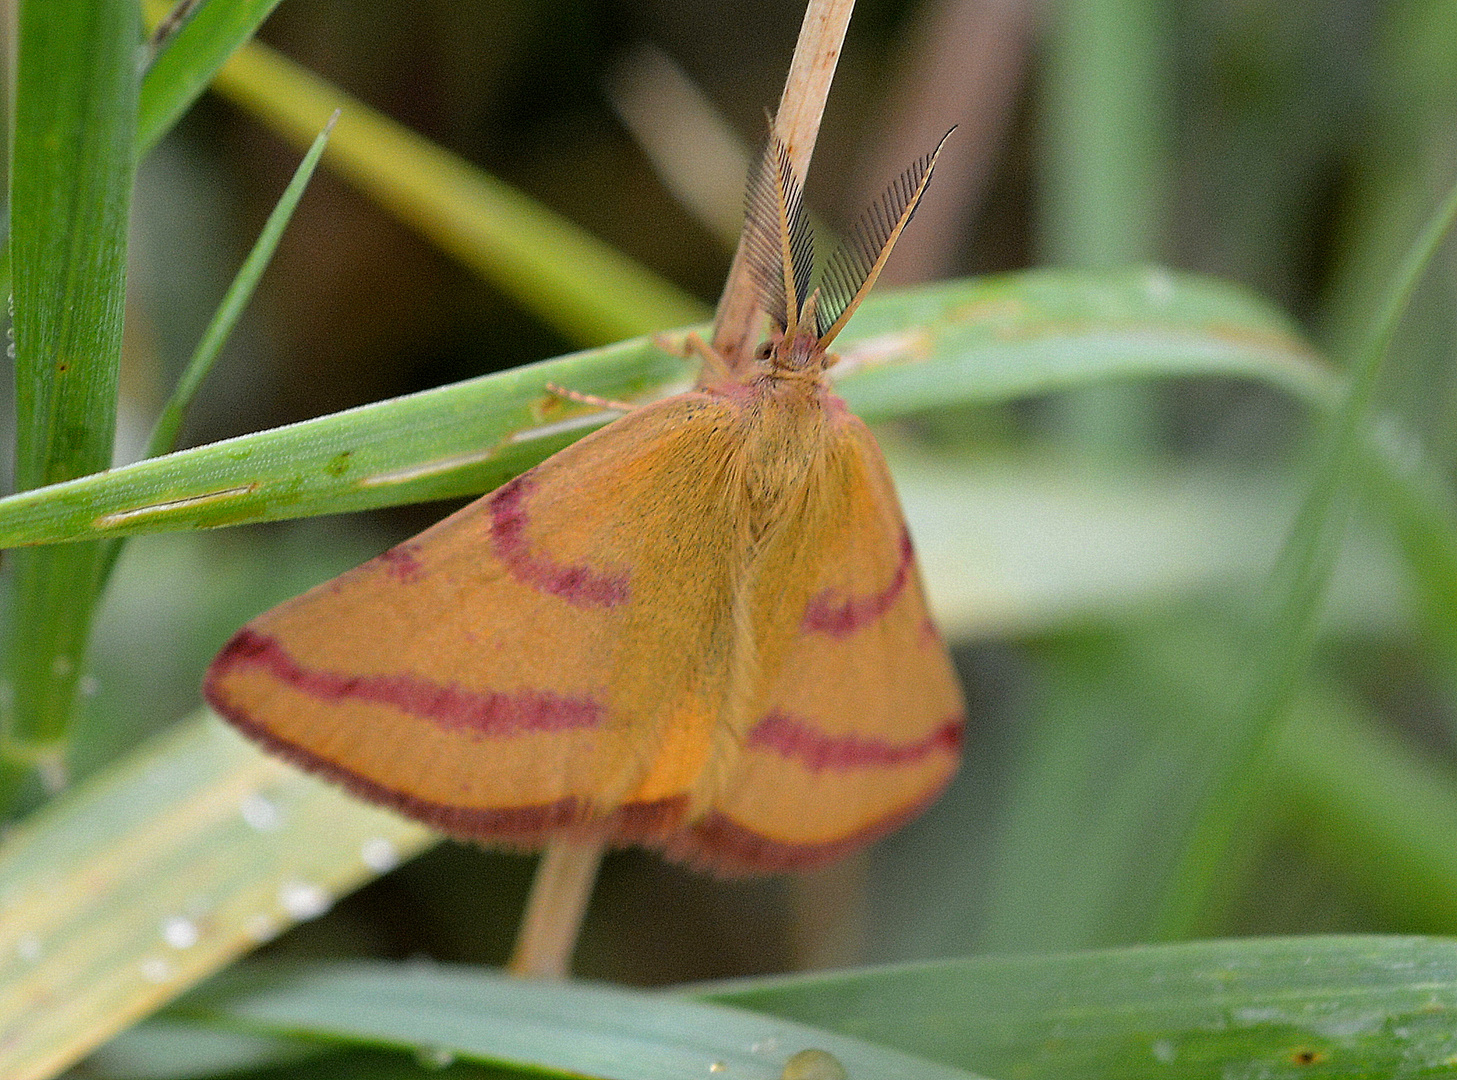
[3,0,138,805]
[0,714,436,1080]
[703,935,1457,1080]
[0,271,1328,549]
[154,961,985,1080]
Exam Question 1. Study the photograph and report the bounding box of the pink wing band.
[209,629,604,736]
[801,528,913,635]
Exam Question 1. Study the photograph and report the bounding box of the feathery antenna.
[742,136,814,338]
[816,128,954,347]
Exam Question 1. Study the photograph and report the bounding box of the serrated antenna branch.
[742,135,814,339]
[815,128,955,348]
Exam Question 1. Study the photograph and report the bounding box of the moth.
[205,129,965,873]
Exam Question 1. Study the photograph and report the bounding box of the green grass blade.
[702,935,1457,1080]
[206,34,708,345]
[0,713,436,1080]
[0,336,687,545]
[1039,2,1169,269]
[138,0,286,157]
[145,113,336,462]
[1038,0,1171,452]
[157,962,985,1080]
[0,271,1328,548]
[94,112,337,590]
[1153,174,1457,938]
[1274,688,1457,932]
[3,0,139,806]
[8,0,135,497]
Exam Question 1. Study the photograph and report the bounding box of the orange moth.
[205,130,965,873]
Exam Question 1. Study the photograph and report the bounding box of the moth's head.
[765,289,830,376]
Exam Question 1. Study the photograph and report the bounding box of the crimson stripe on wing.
[209,628,604,736]
[746,709,963,771]
[489,473,630,607]
[801,528,913,635]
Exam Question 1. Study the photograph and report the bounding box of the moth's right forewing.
[677,411,966,873]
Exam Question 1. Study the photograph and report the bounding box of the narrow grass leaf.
[144,112,337,461]
[1154,173,1457,938]
[138,0,285,156]
[0,271,1331,548]
[0,336,687,545]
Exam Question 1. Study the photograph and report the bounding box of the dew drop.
[241,793,282,831]
[50,655,73,677]
[79,675,100,697]
[139,956,173,983]
[16,933,41,963]
[781,1049,847,1080]
[709,1062,727,1073]
[279,880,332,920]
[245,913,280,942]
[416,1046,456,1069]
[161,915,199,949]
[361,836,400,873]
[1144,267,1175,304]
[37,756,67,794]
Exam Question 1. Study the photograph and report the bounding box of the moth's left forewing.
[679,410,966,873]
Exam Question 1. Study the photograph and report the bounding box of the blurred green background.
[48,0,1457,987]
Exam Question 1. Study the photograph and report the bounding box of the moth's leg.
[679,330,740,388]
[543,382,636,413]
